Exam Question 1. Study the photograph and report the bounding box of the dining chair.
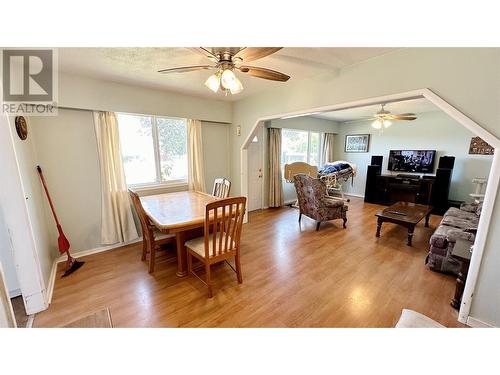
[212,177,231,198]
[128,189,176,273]
[185,196,246,298]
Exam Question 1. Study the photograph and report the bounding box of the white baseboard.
[45,238,142,305]
[26,314,34,328]
[466,316,496,328]
[46,259,58,304]
[56,238,142,263]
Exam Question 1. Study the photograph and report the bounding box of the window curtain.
[93,111,139,245]
[187,119,206,192]
[322,133,335,164]
[268,128,283,207]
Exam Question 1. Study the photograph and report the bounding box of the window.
[281,129,322,173]
[117,113,188,186]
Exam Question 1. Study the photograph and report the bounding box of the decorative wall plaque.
[469,136,494,155]
[15,116,28,140]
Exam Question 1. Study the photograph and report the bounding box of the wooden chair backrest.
[212,178,231,198]
[128,189,151,235]
[204,197,246,258]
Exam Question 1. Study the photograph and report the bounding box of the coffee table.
[375,201,433,246]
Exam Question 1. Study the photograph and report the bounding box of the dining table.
[140,190,220,277]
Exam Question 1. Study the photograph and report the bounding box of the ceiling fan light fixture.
[220,69,237,89]
[383,119,392,128]
[204,72,221,93]
[229,76,244,94]
[371,119,383,130]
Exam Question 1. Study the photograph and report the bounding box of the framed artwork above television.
[345,134,370,153]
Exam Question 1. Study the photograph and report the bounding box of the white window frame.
[117,112,189,189]
[281,128,323,174]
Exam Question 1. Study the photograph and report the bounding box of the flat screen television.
[388,150,436,173]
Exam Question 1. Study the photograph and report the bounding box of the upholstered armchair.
[293,174,348,231]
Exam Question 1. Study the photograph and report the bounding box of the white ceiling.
[311,98,439,123]
[57,47,396,101]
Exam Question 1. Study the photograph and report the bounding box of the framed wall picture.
[345,134,370,153]
[469,136,494,155]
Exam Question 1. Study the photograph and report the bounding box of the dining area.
[128,178,245,298]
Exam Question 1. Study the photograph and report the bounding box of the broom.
[37,166,84,277]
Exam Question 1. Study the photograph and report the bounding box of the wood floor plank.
[34,198,465,327]
[62,308,112,328]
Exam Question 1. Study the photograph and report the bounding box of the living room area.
[244,94,494,324]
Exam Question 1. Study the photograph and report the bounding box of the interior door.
[248,129,264,211]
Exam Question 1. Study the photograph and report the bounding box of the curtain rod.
[55,105,232,125]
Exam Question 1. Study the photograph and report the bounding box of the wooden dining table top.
[140,190,220,232]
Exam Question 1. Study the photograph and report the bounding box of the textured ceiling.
[57,47,396,101]
[311,98,439,123]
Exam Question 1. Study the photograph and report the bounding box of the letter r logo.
[2,49,53,102]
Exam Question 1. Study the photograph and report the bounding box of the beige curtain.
[93,111,138,245]
[187,119,206,192]
[269,128,283,207]
[322,133,335,164]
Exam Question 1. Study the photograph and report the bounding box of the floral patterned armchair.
[293,174,348,231]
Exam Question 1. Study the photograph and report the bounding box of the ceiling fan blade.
[158,65,215,74]
[190,48,219,61]
[239,66,290,82]
[389,114,417,121]
[234,48,283,62]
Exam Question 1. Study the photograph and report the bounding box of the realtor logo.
[1,49,58,115]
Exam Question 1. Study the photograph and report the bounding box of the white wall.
[0,202,21,297]
[332,111,493,201]
[231,48,500,327]
[202,121,231,193]
[268,117,339,132]
[58,72,232,123]
[262,117,339,205]
[28,109,231,253]
[30,109,102,253]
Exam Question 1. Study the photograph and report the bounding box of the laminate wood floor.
[34,198,465,327]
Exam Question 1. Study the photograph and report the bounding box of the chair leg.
[148,242,156,274]
[316,222,321,231]
[187,251,193,275]
[343,217,347,229]
[141,237,147,261]
[298,213,302,222]
[235,254,243,284]
[205,263,213,298]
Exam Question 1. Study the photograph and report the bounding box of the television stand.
[396,174,421,179]
[365,173,434,206]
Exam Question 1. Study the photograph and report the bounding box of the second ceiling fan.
[369,104,417,129]
[158,47,290,95]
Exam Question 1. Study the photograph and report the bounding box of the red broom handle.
[36,166,61,227]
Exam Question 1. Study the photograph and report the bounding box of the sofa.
[293,174,348,231]
[426,202,481,275]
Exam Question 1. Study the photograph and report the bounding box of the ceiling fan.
[369,104,417,129]
[158,47,290,95]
